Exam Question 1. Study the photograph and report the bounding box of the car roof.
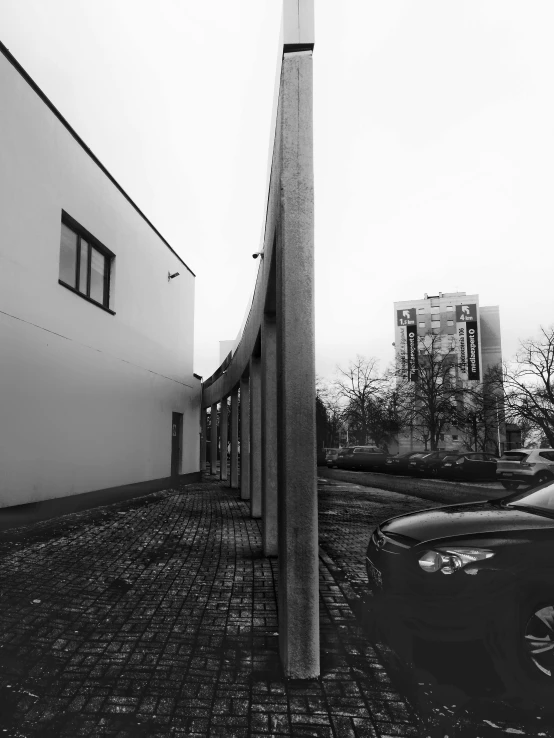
[505,448,554,453]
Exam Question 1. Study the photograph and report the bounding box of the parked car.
[334,447,357,470]
[365,480,554,708]
[384,451,427,474]
[496,448,554,490]
[407,450,460,476]
[325,448,340,468]
[335,446,387,471]
[439,452,499,481]
[348,446,389,472]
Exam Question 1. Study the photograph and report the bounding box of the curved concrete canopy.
[202,0,314,407]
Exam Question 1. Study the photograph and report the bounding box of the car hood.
[381,501,554,543]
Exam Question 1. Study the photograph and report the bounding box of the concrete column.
[230,387,239,488]
[240,377,250,500]
[249,355,262,519]
[219,397,228,481]
[262,315,278,556]
[276,49,318,679]
[210,402,218,476]
[200,408,207,471]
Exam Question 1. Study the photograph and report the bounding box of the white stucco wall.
[0,49,201,507]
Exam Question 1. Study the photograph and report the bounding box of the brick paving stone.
[0,478,423,737]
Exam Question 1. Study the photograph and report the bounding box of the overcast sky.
[1,1,553,381]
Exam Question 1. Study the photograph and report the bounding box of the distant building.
[0,42,202,508]
[393,292,505,453]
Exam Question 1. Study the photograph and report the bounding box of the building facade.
[393,292,504,453]
[0,42,201,509]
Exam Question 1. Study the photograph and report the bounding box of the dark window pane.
[90,247,106,305]
[59,224,77,287]
[79,239,89,294]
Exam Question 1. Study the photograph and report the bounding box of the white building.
[393,292,504,453]
[0,41,201,509]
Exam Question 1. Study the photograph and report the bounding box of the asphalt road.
[316,471,553,738]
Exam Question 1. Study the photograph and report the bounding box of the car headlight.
[418,547,495,575]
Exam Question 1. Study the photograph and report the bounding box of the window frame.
[58,211,115,315]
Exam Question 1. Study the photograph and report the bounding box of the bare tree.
[316,379,344,448]
[333,356,386,446]
[395,333,466,451]
[501,325,554,448]
[332,356,403,450]
[455,367,502,453]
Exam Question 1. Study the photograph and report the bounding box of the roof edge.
[0,39,195,278]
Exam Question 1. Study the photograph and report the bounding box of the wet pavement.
[317,474,554,738]
[0,474,551,737]
[0,478,418,738]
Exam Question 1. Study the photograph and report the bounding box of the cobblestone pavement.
[0,479,419,738]
[317,475,554,738]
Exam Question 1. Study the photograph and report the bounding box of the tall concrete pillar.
[230,387,239,488]
[210,402,218,476]
[200,407,207,471]
[249,356,262,519]
[262,315,278,556]
[220,397,228,481]
[240,377,250,500]
[276,47,318,678]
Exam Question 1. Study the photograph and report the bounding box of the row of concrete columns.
[201,333,278,557]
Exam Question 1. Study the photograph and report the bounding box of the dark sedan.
[439,452,499,481]
[365,481,554,708]
[384,451,427,474]
[406,450,460,476]
[334,447,357,470]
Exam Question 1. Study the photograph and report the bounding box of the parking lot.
[318,466,509,506]
[317,471,554,737]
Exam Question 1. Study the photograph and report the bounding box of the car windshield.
[501,452,529,461]
[506,481,554,513]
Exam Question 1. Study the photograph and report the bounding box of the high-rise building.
[393,292,504,453]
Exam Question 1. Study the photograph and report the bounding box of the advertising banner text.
[406,325,418,381]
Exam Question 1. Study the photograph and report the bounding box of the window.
[447,320,454,326]
[418,322,426,328]
[501,452,529,461]
[58,212,114,312]
[418,307,425,313]
[446,305,453,312]
[431,306,440,314]
[452,435,458,441]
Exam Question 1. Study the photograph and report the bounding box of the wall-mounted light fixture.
[168,271,180,281]
[252,251,264,260]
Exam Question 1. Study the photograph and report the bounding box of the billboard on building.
[455,303,480,381]
[466,321,480,380]
[397,308,416,327]
[406,324,418,381]
[396,309,418,381]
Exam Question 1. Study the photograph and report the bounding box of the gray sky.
[1,1,553,381]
